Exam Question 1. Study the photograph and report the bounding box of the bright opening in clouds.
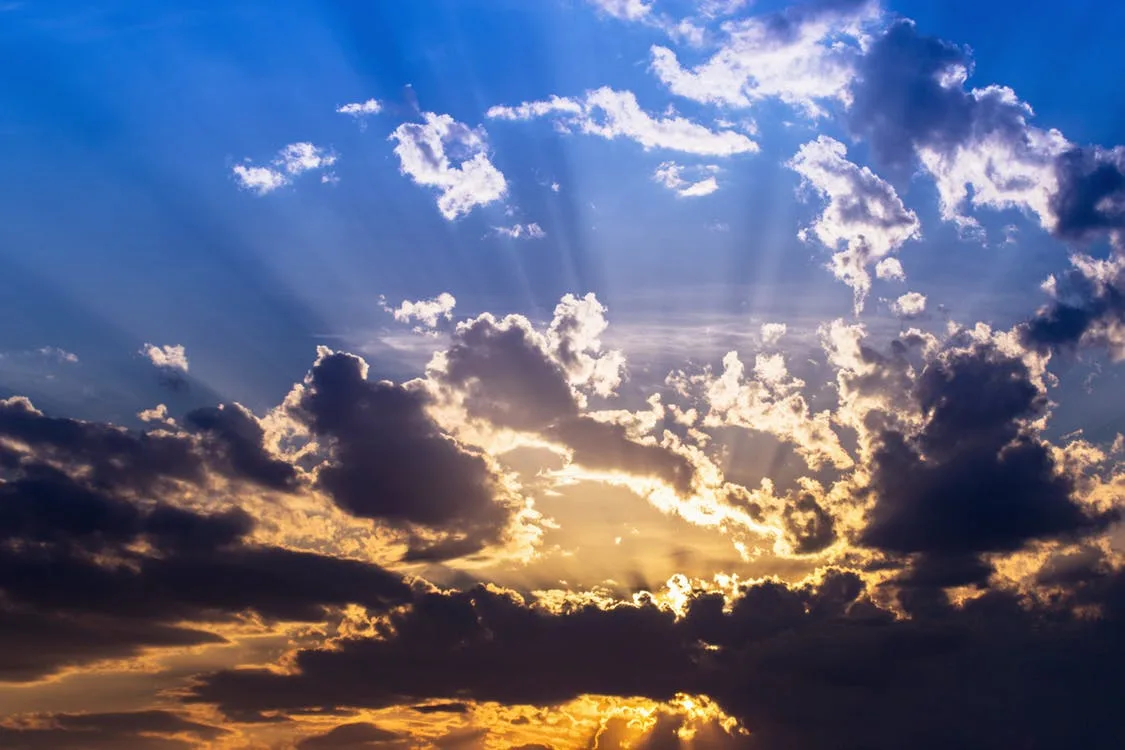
[3,1,1125,748]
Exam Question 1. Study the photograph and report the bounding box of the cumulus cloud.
[875,256,905,281]
[891,291,926,318]
[389,113,507,219]
[232,142,337,195]
[488,87,758,156]
[652,161,720,197]
[1024,253,1125,359]
[336,98,382,117]
[650,0,880,115]
[760,322,787,346]
[493,222,546,239]
[790,135,921,312]
[849,19,1125,245]
[585,0,652,21]
[385,292,457,329]
[140,343,189,372]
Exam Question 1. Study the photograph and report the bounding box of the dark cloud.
[861,344,1113,559]
[0,396,293,492]
[782,491,836,554]
[296,722,403,749]
[184,403,299,491]
[434,314,696,492]
[1050,146,1125,243]
[186,567,1125,749]
[1023,255,1125,357]
[0,451,410,681]
[0,710,226,750]
[293,349,513,560]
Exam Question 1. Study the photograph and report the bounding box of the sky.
[3,0,1125,747]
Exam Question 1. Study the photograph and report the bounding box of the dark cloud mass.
[0,710,226,750]
[294,349,514,559]
[862,344,1114,562]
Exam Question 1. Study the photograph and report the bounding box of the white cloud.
[37,347,78,363]
[390,113,508,220]
[653,161,720,197]
[891,291,927,318]
[760,322,787,346]
[232,164,288,195]
[550,182,561,193]
[138,403,174,425]
[699,0,749,18]
[789,136,920,312]
[275,142,337,175]
[494,223,546,239]
[488,87,758,156]
[875,257,905,282]
[650,1,880,115]
[140,343,189,372]
[386,292,457,329]
[586,0,652,21]
[336,98,382,117]
[232,142,337,194]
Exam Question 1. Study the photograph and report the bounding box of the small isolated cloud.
[488,87,758,156]
[891,292,927,318]
[37,347,78,363]
[789,136,920,312]
[336,98,382,117]
[137,403,174,425]
[760,322,787,346]
[875,257,906,282]
[653,161,720,197]
[140,343,189,372]
[385,292,457,329]
[585,0,652,21]
[390,113,507,219]
[232,142,337,195]
[494,223,546,239]
[550,181,561,192]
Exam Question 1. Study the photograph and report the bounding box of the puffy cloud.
[650,0,880,115]
[289,348,518,561]
[760,322,787,346]
[389,113,507,220]
[385,292,456,329]
[789,136,920,312]
[848,19,1125,244]
[891,291,926,318]
[1024,253,1125,359]
[336,98,382,117]
[488,87,758,156]
[296,722,402,749]
[652,161,720,197]
[861,341,1117,587]
[675,350,853,471]
[140,343,189,372]
[585,0,652,21]
[493,222,546,239]
[875,256,905,281]
[232,142,337,194]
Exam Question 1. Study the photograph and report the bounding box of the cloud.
[232,142,337,195]
[289,348,518,560]
[0,710,227,749]
[140,343,188,372]
[389,113,507,219]
[488,87,758,156]
[385,292,457,329]
[875,256,905,281]
[585,0,652,21]
[649,0,880,115]
[336,98,382,117]
[296,722,402,749]
[789,136,921,312]
[847,19,1125,244]
[760,322,787,346]
[1024,253,1125,359]
[891,291,926,318]
[652,161,720,197]
[493,222,547,239]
